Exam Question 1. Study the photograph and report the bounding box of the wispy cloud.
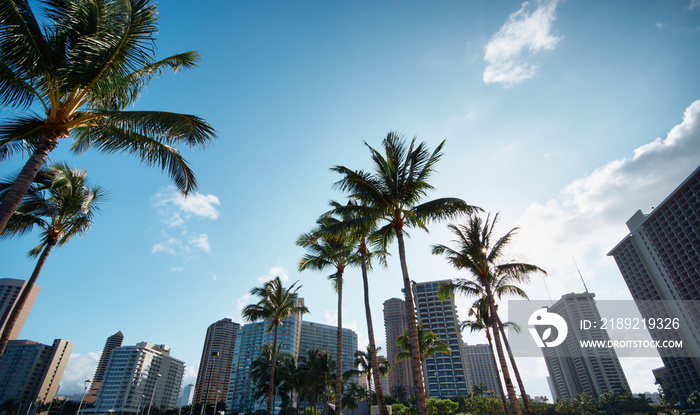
[153,186,220,227]
[514,100,700,292]
[257,266,290,283]
[483,0,561,85]
[151,230,212,256]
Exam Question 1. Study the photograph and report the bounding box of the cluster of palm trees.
[0,0,215,356]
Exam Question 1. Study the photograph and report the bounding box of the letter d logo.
[528,308,568,348]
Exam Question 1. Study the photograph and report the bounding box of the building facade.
[608,166,700,401]
[542,293,630,400]
[194,319,240,406]
[225,312,303,414]
[177,384,194,407]
[413,280,472,398]
[0,279,40,341]
[86,331,124,404]
[94,342,184,414]
[0,339,73,409]
[383,298,414,397]
[298,320,358,382]
[463,344,501,396]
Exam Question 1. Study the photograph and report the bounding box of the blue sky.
[2,0,700,400]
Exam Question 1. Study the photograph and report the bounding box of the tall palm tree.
[332,132,478,415]
[462,299,509,413]
[242,277,309,415]
[0,0,216,234]
[395,323,451,399]
[250,344,295,410]
[297,216,360,413]
[324,200,390,415]
[0,162,105,355]
[431,213,546,415]
[343,346,390,404]
[297,348,336,413]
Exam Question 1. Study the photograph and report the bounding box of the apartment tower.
[94,342,185,413]
[608,166,700,401]
[413,280,472,398]
[86,331,124,404]
[194,318,240,407]
[541,292,630,400]
[463,344,502,396]
[0,279,40,341]
[383,297,414,397]
[0,339,73,408]
[298,320,358,382]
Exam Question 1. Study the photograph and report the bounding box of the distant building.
[86,331,124,404]
[383,298,414,397]
[94,342,184,414]
[194,319,240,406]
[0,279,41,341]
[177,384,194,407]
[542,292,630,400]
[463,344,501,396]
[608,166,700,401]
[226,300,304,415]
[413,280,472,398]
[298,320,358,382]
[0,339,73,409]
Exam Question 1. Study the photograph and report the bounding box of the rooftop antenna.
[572,255,589,293]
[541,272,553,304]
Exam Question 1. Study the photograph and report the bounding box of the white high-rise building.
[463,344,501,396]
[95,342,184,414]
[413,280,472,398]
[541,293,630,400]
[608,166,700,401]
[298,320,358,382]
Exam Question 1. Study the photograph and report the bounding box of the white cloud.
[183,365,198,385]
[257,266,290,283]
[691,0,699,10]
[59,353,99,396]
[483,0,561,85]
[514,100,700,293]
[153,186,220,227]
[655,22,665,29]
[189,233,211,253]
[152,231,211,256]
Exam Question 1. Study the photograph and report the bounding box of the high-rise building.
[177,384,194,407]
[226,304,303,415]
[413,280,472,398]
[463,344,501,396]
[194,319,240,407]
[541,292,630,400]
[94,342,184,414]
[298,320,358,382]
[383,297,414,397]
[608,166,700,401]
[0,339,73,408]
[0,279,41,341]
[86,331,124,404]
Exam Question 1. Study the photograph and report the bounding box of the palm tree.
[343,346,390,404]
[461,298,509,413]
[0,0,216,235]
[431,213,546,415]
[242,277,309,415]
[250,344,295,410]
[0,162,105,355]
[297,348,336,413]
[341,382,366,415]
[332,132,478,415]
[323,200,390,415]
[297,216,360,413]
[395,324,450,399]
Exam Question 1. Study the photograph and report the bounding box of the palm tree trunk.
[335,269,343,415]
[360,246,388,415]
[486,329,510,415]
[268,326,280,415]
[496,315,532,414]
[395,229,428,415]
[0,241,54,356]
[0,137,56,235]
[484,285,521,415]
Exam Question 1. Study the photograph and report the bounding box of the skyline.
[1,0,700,401]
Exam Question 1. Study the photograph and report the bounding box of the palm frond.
[0,115,46,160]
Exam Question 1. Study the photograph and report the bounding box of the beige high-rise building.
[0,279,41,340]
[194,318,240,406]
[86,331,124,404]
[383,297,414,397]
[0,339,73,408]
